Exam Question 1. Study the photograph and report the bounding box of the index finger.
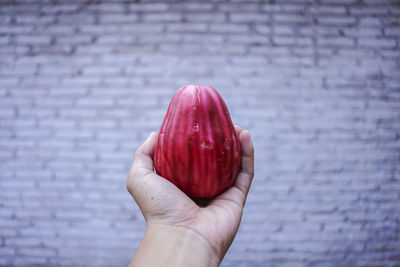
[130,131,158,175]
[234,130,254,199]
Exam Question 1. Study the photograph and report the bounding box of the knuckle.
[249,144,255,155]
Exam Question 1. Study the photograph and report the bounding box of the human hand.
[126,126,254,267]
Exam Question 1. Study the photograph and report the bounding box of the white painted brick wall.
[0,0,399,266]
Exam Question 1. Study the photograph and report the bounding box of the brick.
[139,34,181,44]
[55,149,96,160]
[116,97,158,107]
[19,73,59,84]
[274,55,313,66]
[255,25,272,34]
[41,4,79,13]
[1,3,39,13]
[319,0,356,3]
[58,14,95,24]
[5,237,41,247]
[16,15,54,24]
[358,38,396,48]
[38,118,75,129]
[228,35,269,45]
[12,257,47,265]
[78,119,117,129]
[35,97,74,107]
[210,24,250,33]
[274,14,312,24]
[61,76,101,87]
[74,45,113,55]
[1,117,36,127]
[183,34,224,44]
[350,6,390,16]
[95,35,125,45]
[0,77,19,86]
[249,45,290,56]
[86,3,124,13]
[0,108,15,118]
[79,25,119,34]
[1,65,37,76]
[82,65,121,75]
[142,13,183,22]
[273,25,296,35]
[218,3,259,12]
[128,3,169,12]
[15,128,52,138]
[32,44,73,55]
[0,15,12,24]
[45,25,76,34]
[0,229,17,237]
[385,27,400,36]
[184,13,226,23]
[343,27,382,37]
[121,23,164,34]
[230,13,269,23]
[0,148,13,160]
[18,248,56,257]
[0,248,15,257]
[100,14,139,24]
[317,37,355,47]
[171,3,214,11]
[56,35,93,45]
[273,36,313,46]
[16,35,52,45]
[359,17,381,27]
[0,25,33,34]
[318,16,356,26]
[280,4,308,13]
[167,23,208,33]
[309,6,347,14]
[54,129,94,139]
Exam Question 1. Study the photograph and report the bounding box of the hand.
[126,126,254,267]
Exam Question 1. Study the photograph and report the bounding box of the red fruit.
[154,85,241,198]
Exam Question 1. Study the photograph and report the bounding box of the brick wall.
[0,0,399,266]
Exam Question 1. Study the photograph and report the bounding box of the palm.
[139,171,244,254]
[127,126,254,258]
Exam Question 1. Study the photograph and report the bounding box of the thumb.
[127,132,158,195]
[133,131,158,172]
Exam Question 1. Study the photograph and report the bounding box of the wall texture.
[1,0,400,266]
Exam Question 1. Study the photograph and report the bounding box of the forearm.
[129,224,220,267]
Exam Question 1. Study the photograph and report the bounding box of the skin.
[126,125,255,267]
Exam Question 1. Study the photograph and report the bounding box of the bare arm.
[129,224,219,267]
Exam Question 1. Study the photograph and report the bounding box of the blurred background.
[0,0,399,266]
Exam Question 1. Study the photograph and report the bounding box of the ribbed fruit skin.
[154,85,241,198]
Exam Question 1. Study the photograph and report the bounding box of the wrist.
[130,223,221,267]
